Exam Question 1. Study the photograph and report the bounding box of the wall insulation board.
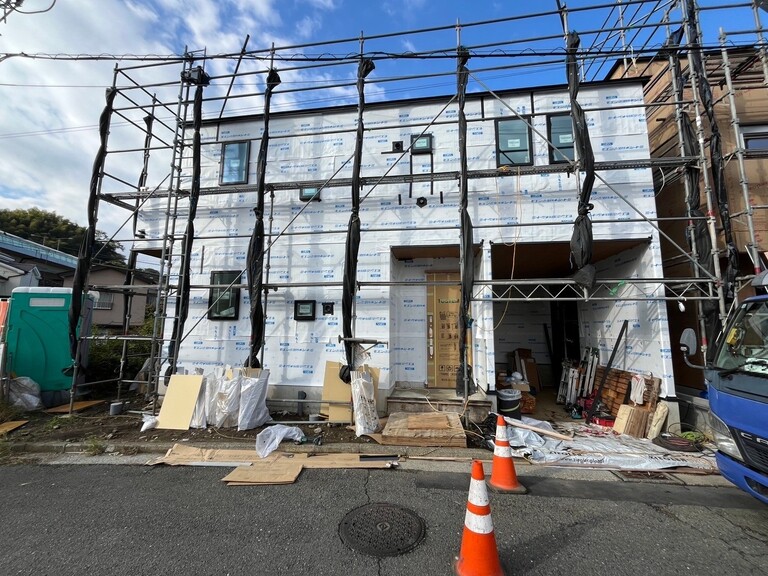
[139,81,676,396]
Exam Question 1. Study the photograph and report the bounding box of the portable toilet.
[5,287,94,405]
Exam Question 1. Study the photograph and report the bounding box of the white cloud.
[304,0,339,10]
[295,15,321,39]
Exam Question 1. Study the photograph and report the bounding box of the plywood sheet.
[320,362,380,423]
[320,361,352,422]
[381,411,466,448]
[221,462,303,485]
[0,420,28,435]
[156,375,205,430]
[44,400,106,414]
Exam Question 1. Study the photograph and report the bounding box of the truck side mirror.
[679,328,704,369]
[680,328,697,357]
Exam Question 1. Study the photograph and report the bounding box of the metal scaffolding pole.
[682,0,728,322]
[720,29,761,279]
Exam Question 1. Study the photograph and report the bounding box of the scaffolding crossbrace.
[64,0,768,407]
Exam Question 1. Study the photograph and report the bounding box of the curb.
[7,439,495,460]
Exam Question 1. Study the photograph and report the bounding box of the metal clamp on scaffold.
[337,335,388,353]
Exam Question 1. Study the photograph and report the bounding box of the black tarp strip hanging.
[340,56,375,384]
[668,20,720,361]
[457,46,475,397]
[245,68,281,369]
[166,69,209,377]
[566,31,597,290]
[68,87,117,366]
[685,0,737,304]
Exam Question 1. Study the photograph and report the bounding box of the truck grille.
[734,428,768,474]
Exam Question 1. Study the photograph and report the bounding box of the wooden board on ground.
[294,452,398,469]
[221,462,303,486]
[0,420,28,435]
[44,400,106,414]
[156,375,205,430]
[380,411,466,448]
[151,443,398,469]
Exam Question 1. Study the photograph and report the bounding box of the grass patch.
[0,400,23,424]
[42,415,74,432]
[0,438,12,464]
[84,435,106,456]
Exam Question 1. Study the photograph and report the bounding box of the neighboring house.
[62,266,155,328]
[0,230,77,286]
[0,257,41,297]
[608,48,768,395]
[137,78,676,407]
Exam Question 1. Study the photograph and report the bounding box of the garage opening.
[490,238,650,393]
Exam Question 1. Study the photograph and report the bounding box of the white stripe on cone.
[493,442,512,458]
[496,423,509,442]
[464,509,494,534]
[467,477,490,506]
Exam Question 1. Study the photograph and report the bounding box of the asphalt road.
[0,460,766,576]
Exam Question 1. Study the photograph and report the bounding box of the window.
[208,271,240,320]
[299,187,321,202]
[548,114,575,163]
[742,125,768,152]
[496,118,532,166]
[219,141,250,185]
[294,300,316,321]
[411,134,433,154]
[93,292,114,310]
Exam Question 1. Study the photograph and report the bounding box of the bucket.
[497,388,522,420]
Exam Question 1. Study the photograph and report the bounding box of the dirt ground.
[0,393,492,451]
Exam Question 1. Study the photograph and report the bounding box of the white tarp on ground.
[504,416,717,472]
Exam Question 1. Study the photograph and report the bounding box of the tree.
[0,208,124,264]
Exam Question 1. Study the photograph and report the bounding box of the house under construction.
[66,1,768,425]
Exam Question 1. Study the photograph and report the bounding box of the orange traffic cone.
[489,414,527,494]
[455,460,505,576]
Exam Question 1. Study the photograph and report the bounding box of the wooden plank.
[295,453,398,469]
[156,375,205,430]
[613,404,649,438]
[222,462,303,485]
[380,411,466,447]
[502,416,573,441]
[0,420,28,435]
[44,400,106,414]
[320,361,352,422]
[522,357,540,391]
[152,444,397,469]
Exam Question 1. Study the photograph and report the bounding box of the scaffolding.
[65,0,768,408]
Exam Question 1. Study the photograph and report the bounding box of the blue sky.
[0,0,758,250]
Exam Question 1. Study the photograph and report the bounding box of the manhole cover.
[339,503,426,558]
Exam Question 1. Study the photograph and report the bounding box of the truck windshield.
[714,300,768,375]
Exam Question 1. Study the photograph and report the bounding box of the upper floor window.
[208,270,241,320]
[496,118,532,166]
[548,114,575,163]
[742,124,768,152]
[220,141,250,185]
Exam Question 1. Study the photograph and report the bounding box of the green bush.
[85,307,155,395]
